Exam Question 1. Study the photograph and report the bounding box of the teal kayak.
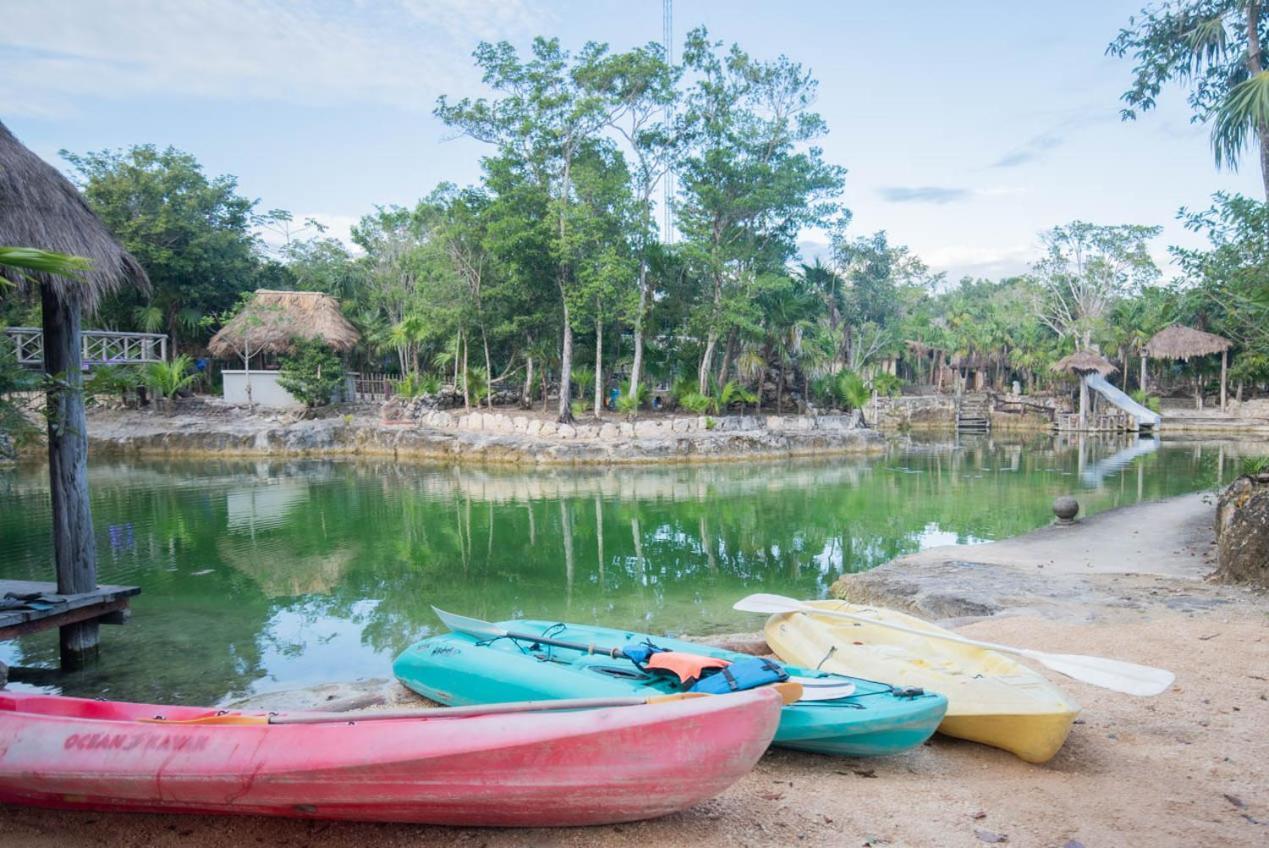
[393,619,948,757]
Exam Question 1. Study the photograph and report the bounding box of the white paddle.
[733,594,1175,697]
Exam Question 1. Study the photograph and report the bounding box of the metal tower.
[662,0,675,244]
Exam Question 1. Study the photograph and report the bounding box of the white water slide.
[1084,373,1161,428]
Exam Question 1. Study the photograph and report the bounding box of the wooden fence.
[351,372,395,402]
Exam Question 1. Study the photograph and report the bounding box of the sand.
[1,495,1266,848]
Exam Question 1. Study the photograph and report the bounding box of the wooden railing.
[4,327,167,368]
[989,393,1057,421]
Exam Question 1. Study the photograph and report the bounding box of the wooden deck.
[0,580,139,641]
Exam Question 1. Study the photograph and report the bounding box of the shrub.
[462,366,490,404]
[143,355,199,400]
[719,380,757,411]
[86,364,141,404]
[570,398,590,418]
[616,382,648,414]
[872,372,903,397]
[1240,456,1269,477]
[670,376,697,404]
[678,391,715,414]
[837,370,871,411]
[570,365,595,399]
[277,340,343,408]
[704,416,717,430]
[394,372,429,400]
[1130,388,1162,413]
[810,374,840,408]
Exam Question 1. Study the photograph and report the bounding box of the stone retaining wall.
[402,409,863,440]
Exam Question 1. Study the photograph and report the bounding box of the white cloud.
[0,0,546,116]
[921,243,1036,278]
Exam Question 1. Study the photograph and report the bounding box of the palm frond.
[1212,71,1269,171]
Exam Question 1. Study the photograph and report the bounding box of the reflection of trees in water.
[0,440,1221,701]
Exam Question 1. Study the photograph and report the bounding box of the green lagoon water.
[0,435,1223,705]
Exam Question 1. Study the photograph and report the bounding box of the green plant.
[718,380,758,411]
[277,339,344,408]
[85,364,141,403]
[837,370,871,411]
[678,391,715,414]
[1130,388,1162,413]
[143,354,199,400]
[570,365,595,399]
[1239,456,1269,477]
[462,366,490,404]
[704,416,717,430]
[810,374,840,408]
[570,398,590,418]
[616,382,648,414]
[670,376,697,403]
[0,336,39,443]
[872,372,903,397]
[394,372,427,400]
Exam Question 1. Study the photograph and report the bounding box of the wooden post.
[40,286,99,669]
[1078,374,1088,430]
[1220,349,1227,411]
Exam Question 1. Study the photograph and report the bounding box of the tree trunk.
[593,315,603,418]
[1078,375,1088,429]
[776,356,785,412]
[461,332,470,410]
[523,354,534,408]
[698,331,717,395]
[482,327,493,409]
[41,286,99,669]
[717,329,736,389]
[558,303,574,423]
[629,259,649,394]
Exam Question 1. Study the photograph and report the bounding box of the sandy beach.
[1,493,1265,848]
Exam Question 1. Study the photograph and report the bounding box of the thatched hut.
[1143,325,1233,409]
[208,290,359,360]
[1051,350,1118,428]
[208,290,359,407]
[0,120,149,667]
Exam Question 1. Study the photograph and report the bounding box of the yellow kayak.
[764,600,1080,763]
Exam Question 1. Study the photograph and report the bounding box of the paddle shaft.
[271,694,694,724]
[499,630,626,659]
[789,604,1042,660]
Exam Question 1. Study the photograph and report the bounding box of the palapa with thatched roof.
[208,290,359,360]
[1051,350,1118,377]
[1143,325,1233,410]
[1051,350,1118,429]
[0,120,149,667]
[0,121,148,308]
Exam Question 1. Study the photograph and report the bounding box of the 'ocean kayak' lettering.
[63,733,210,753]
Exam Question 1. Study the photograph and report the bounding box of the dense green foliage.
[1109,1,1269,199]
[277,339,345,408]
[142,354,198,399]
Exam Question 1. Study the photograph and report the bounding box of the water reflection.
[0,435,1231,704]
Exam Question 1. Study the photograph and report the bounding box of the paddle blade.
[432,606,506,640]
[787,676,856,701]
[1035,652,1174,696]
[733,593,808,615]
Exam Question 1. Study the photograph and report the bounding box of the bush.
[719,380,757,411]
[394,372,437,400]
[143,355,199,400]
[86,364,141,404]
[616,382,648,414]
[837,370,871,411]
[570,398,590,418]
[810,374,840,408]
[704,416,717,430]
[1240,456,1269,477]
[277,340,343,408]
[670,376,697,404]
[872,372,903,397]
[570,365,595,399]
[1130,388,1162,413]
[678,391,715,414]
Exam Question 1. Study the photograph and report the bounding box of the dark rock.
[1215,474,1269,588]
[1053,495,1080,524]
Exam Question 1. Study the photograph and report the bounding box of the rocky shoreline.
[79,405,886,465]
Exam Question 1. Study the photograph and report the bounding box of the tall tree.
[437,38,634,422]
[63,145,266,350]
[1109,1,1269,199]
[1031,221,1163,349]
[676,28,844,393]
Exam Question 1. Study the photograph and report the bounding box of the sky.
[2,0,1262,282]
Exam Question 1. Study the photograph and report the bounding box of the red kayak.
[0,688,782,826]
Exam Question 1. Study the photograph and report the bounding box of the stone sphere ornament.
[1053,496,1080,525]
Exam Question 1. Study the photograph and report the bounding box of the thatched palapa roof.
[208,290,360,357]
[1143,325,1232,361]
[1051,350,1118,377]
[0,120,148,308]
